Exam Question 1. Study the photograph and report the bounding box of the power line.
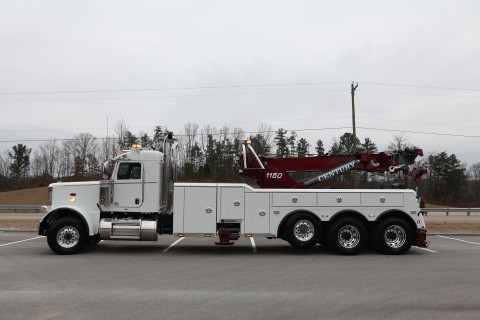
[2,88,479,103]
[360,90,480,99]
[357,116,480,130]
[0,116,352,133]
[362,82,480,92]
[2,113,478,135]
[357,127,480,139]
[0,82,346,96]
[0,127,353,143]
[1,81,479,97]
[0,89,346,102]
[2,126,480,144]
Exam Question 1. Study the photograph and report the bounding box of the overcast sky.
[1,1,479,165]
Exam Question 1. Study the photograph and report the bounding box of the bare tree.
[256,123,274,154]
[468,162,480,203]
[98,137,117,162]
[55,141,73,179]
[37,140,58,178]
[219,125,230,143]
[68,133,98,177]
[30,150,43,178]
[183,123,199,163]
[232,127,245,143]
[388,134,409,150]
[115,119,130,149]
[0,150,10,177]
[199,125,216,150]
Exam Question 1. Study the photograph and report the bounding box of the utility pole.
[351,82,359,189]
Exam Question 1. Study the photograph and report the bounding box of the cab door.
[113,161,144,208]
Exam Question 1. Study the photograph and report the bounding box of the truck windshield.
[117,162,142,180]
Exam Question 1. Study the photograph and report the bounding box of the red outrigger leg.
[417,228,428,247]
[215,230,234,245]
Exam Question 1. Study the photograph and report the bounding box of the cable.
[0,89,348,102]
[0,82,346,96]
[2,81,479,96]
[0,116,351,133]
[360,90,480,99]
[357,127,480,139]
[2,88,479,103]
[2,126,480,144]
[362,82,480,92]
[357,116,480,130]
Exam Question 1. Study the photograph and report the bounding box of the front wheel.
[328,217,367,255]
[47,217,86,255]
[374,218,412,255]
[285,213,321,249]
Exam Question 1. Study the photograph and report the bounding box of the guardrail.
[421,208,480,216]
[0,205,43,213]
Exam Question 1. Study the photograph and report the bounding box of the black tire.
[284,213,321,249]
[327,217,367,255]
[47,217,86,255]
[374,218,412,255]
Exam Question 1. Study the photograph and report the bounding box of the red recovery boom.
[238,141,426,189]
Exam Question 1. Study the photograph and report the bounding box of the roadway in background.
[0,232,479,320]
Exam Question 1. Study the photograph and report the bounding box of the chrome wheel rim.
[338,225,360,248]
[384,225,406,248]
[294,220,315,242]
[56,226,80,248]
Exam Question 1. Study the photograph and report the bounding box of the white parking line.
[162,237,185,252]
[249,236,257,253]
[437,235,480,245]
[413,246,437,253]
[0,236,43,247]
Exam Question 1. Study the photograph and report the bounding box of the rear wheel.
[285,213,321,249]
[374,218,412,255]
[47,217,86,255]
[328,217,367,255]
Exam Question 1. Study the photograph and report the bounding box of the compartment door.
[244,193,270,234]
[219,187,245,220]
[184,186,217,233]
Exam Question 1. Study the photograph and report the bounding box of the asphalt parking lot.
[1,231,479,320]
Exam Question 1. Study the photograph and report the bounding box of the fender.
[328,209,368,224]
[376,209,417,223]
[38,206,96,236]
[375,209,419,231]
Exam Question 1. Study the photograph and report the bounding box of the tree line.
[0,121,479,207]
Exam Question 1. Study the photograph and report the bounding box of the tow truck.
[38,136,428,255]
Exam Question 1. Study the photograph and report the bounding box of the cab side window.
[117,162,142,180]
